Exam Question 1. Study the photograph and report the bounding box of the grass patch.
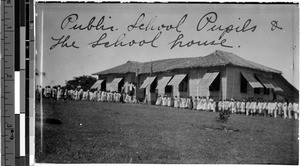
[35,99,298,164]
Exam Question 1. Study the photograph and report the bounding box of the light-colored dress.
[196,99,202,110]
[156,96,162,106]
[288,103,293,119]
[167,97,172,107]
[174,97,179,108]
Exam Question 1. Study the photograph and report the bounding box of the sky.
[35,3,299,89]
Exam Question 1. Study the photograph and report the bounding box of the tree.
[216,108,231,132]
[65,75,97,91]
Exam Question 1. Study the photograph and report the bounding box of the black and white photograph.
[34,2,299,164]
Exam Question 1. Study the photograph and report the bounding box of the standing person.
[174,96,179,108]
[132,95,137,104]
[114,92,118,102]
[88,90,92,101]
[128,93,133,103]
[56,86,62,101]
[156,95,162,106]
[167,97,171,107]
[187,97,192,109]
[207,98,212,112]
[262,100,268,117]
[236,100,241,114]
[97,90,102,102]
[115,92,119,103]
[277,101,283,118]
[86,90,90,100]
[74,89,78,100]
[111,92,115,102]
[283,101,288,119]
[258,100,263,116]
[111,91,115,102]
[119,92,124,103]
[196,97,201,110]
[82,90,87,100]
[212,100,216,112]
[179,98,183,108]
[79,89,84,100]
[288,102,293,119]
[207,98,213,112]
[184,97,189,109]
[122,92,127,103]
[166,96,171,108]
[63,88,68,100]
[218,100,222,112]
[241,100,246,115]
[108,91,113,102]
[246,100,251,116]
[67,89,71,100]
[125,93,130,103]
[193,97,197,110]
[106,91,110,102]
[73,89,77,100]
[52,87,57,99]
[267,101,273,117]
[101,91,105,101]
[43,86,47,99]
[198,97,203,111]
[232,99,237,114]
[224,99,229,113]
[222,100,226,112]
[170,97,174,107]
[77,89,82,100]
[118,92,122,103]
[179,97,183,108]
[273,101,278,118]
[105,91,109,102]
[293,101,299,120]
[229,99,234,114]
[93,90,98,101]
[162,95,167,106]
[202,97,207,111]
[250,100,257,116]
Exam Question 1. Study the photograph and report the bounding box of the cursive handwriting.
[169,33,233,49]
[61,14,117,31]
[127,13,187,33]
[197,12,257,40]
[47,11,277,51]
[88,32,162,48]
[50,35,79,50]
[270,20,282,31]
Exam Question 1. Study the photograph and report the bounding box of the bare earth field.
[35,99,298,164]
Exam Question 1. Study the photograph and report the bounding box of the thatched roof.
[92,50,281,75]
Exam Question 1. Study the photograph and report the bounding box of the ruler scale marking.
[2,0,33,165]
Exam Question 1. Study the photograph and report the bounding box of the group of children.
[36,85,137,104]
[36,85,299,120]
[155,95,299,120]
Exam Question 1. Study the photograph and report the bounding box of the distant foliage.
[65,75,97,91]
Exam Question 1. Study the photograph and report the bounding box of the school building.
[91,50,299,103]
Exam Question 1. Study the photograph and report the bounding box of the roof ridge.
[92,50,282,75]
[212,50,230,65]
[214,50,281,73]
